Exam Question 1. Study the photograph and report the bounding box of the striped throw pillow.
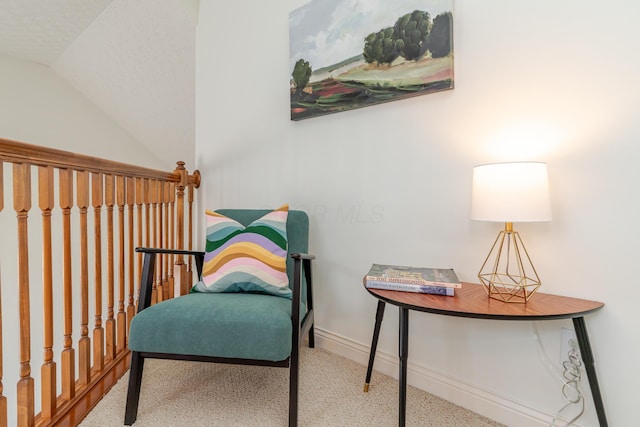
[192,205,291,298]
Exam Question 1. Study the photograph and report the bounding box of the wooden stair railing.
[0,138,200,427]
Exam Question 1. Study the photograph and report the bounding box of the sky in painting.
[289,0,453,72]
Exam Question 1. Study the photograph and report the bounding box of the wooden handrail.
[0,138,200,427]
[0,138,201,186]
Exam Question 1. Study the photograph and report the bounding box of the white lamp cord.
[532,322,585,426]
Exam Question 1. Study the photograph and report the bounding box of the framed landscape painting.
[289,0,454,121]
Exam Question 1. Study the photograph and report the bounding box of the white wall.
[196,1,639,426]
[0,54,167,168]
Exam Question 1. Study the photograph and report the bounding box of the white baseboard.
[313,327,563,427]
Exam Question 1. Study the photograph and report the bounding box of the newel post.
[173,162,189,295]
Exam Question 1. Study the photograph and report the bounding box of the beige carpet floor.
[80,347,505,426]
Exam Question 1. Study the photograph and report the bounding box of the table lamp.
[471,162,552,303]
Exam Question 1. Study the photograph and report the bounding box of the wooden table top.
[364,281,604,321]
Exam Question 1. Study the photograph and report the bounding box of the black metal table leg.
[364,300,386,392]
[572,317,608,427]
[399,307,409,427]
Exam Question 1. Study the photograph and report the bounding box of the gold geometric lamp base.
[478,222,541,303]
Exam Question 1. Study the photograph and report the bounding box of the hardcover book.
[365,264,461,289]
[365,279,455,296]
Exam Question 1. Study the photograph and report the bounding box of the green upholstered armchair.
[124,209,315,427]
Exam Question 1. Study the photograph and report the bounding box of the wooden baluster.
[162,181,170,300]
[135,178,144,313]
[116,176,126,352]
[143,178,150,249]
[77,170,91,385]
[0,163,5,427]
[104,175,116,361]
[0,267,6,427]
[156,179,165,302]
[144,179,153,303]
[149,180,161,304]
[38,166,56,420]
[15,164,34,425]
[168,182,176,297]
[0,162,7,427]
[173,163,188,295]
[59,168,75,401]
[92,173,104,373]
[154,180,164,302]
[126,177,135,335]
[188,181,195,284]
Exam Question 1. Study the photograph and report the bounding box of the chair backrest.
[215,209,309,290]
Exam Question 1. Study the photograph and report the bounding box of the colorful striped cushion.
[192,205,291,298]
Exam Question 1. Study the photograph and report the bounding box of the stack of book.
[365,263,461,296]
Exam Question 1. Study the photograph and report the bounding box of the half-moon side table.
[363,281,606,427]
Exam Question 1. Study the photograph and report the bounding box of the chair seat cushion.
[129,293,300,361]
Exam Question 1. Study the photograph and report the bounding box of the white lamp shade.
[471,162,552,222]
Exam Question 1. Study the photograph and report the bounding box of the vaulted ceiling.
[0,0,198,168]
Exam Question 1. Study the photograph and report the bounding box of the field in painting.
[291,55,453,120]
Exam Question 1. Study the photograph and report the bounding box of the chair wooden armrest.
[290,253,315,260]
[135,247,205,312]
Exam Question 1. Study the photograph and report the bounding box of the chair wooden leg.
[124,351,145,425]
[288,350,300,427]
[308,325,315,348]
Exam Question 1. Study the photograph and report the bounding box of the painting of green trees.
[289,0,453,121]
